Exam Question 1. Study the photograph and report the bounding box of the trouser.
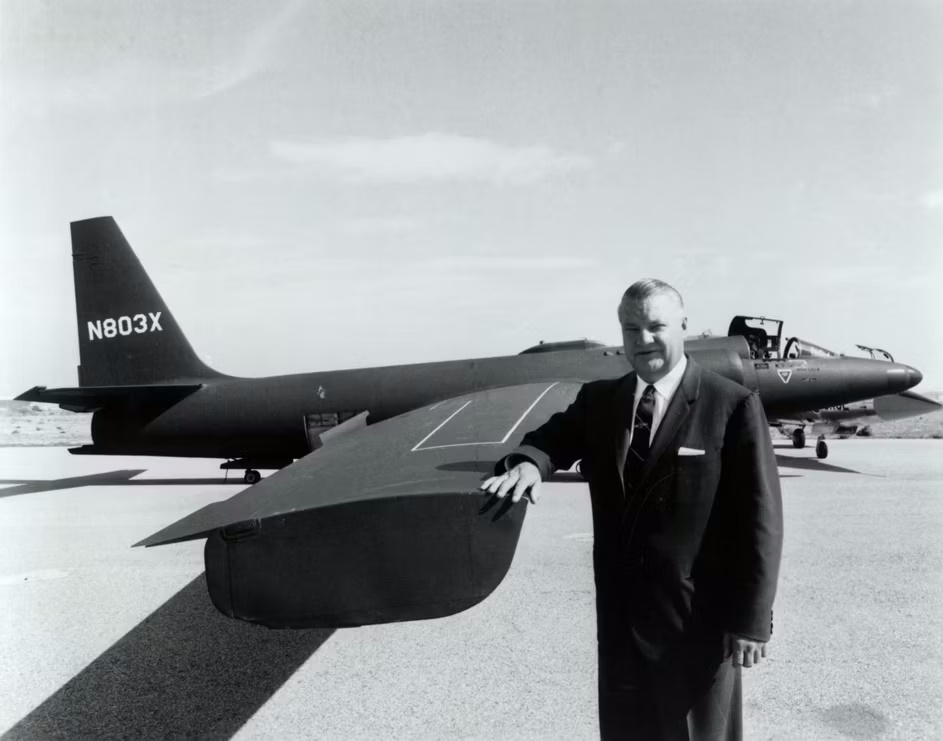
[597,628,742,741]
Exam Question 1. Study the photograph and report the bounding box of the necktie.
[625,384,656,491]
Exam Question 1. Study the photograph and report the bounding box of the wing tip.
[13,386,47,402]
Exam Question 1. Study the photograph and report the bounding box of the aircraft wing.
[769,389,941,428]
[872,389,942,421]
[137,381,582,628]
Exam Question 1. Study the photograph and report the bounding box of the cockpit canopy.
[728,315,847,361]
[855,344,895,362]
[727,316,783,360]
[782,337,842,359]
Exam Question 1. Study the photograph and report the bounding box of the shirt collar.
[635,354,688,402]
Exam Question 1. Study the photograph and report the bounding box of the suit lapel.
[638,357,701,485]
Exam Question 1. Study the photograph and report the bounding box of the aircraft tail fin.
[71,217,224,386]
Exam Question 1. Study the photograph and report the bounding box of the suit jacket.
[505,355,783,659]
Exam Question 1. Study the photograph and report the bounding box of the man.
[481,280,783,740]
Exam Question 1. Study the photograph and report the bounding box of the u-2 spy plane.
[17,217,935,630]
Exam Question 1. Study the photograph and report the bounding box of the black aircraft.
[16,217,931,630]
[721,315,940,457]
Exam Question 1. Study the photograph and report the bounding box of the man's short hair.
[618,279,685,316]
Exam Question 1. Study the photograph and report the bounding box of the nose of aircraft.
[886,364,922,393]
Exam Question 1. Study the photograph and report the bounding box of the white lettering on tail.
[86,312,165,342]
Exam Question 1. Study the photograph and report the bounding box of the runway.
[1,441,941,740]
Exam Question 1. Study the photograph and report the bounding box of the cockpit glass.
[741,317,782,336]
[734,317,783,358]
[784,338,841,359]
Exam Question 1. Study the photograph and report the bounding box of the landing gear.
[221,458,291,483]
[815,437,828,460]
[219,456,292,486]
[792,428,806,449]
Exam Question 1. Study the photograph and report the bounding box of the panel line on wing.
[498,382,558,443]
[410,400,473,452]
[414,382,559,452]
[413,442,504,450]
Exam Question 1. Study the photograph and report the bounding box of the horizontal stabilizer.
[15,383,203,413]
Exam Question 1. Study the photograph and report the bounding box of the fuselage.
[83,338,922,462]
[33,220,928,468]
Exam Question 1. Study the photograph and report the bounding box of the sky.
[1,0,941,397]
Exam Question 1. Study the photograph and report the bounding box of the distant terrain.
[2,394,941,448]
[0,401,93,447]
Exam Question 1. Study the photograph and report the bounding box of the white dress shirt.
[630,355,688,445]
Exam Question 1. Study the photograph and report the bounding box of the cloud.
[200,0,306,97]
[269,133,592,185]
[337,217,425,236]
[919,190,943,210]
[417,256,594,272]
[836,89,896,113]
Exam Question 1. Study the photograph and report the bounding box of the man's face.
[619,292,687,383]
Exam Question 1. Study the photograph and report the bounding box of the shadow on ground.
[816,703,891,739]
[0,471,245,498]
[1,574,334,740]
[773,455,871,475]
[437,458,831,481]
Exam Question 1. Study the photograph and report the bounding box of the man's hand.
[726,633,769,668]
[479,462,542,504]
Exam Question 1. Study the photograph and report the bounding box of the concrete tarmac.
[1,441,941,740]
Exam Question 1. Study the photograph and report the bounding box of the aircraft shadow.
[773,455,868,475]
[3,573,334,740]
[0,472,244,498]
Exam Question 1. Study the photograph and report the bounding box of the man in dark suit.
[481,280,783,740]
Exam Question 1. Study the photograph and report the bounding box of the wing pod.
[204,490,526,628]
[138,382,581,628]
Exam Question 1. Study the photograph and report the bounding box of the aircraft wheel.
[815,439,828,459]
[244,469,261,485]
[792,428,806,449]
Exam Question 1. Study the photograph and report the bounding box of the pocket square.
[678,447,705,456]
